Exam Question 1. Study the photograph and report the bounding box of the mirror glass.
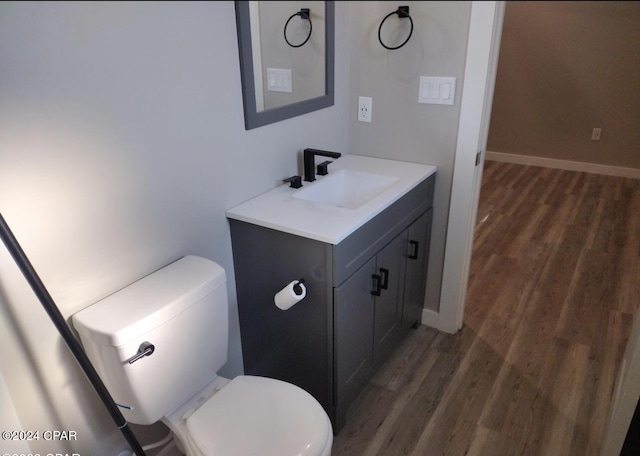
[235,1,335,130]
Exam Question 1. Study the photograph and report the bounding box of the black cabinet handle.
[379,268,389,289]
[371,274,382,296]
[409,240,419,260]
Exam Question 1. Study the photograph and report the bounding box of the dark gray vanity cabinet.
[228,173,435,434]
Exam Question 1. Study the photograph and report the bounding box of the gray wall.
[488,1,640,169]
[0,2,349,454]
[0,0,472,453]
[348,1,472,312]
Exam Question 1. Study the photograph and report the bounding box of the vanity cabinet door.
[334,257,376,415]
[372,231,407,364]
[402,209,433,329]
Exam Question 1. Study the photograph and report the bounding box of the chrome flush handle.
[126,341,155,364]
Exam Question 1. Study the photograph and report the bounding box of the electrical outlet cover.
[358,96,372,122]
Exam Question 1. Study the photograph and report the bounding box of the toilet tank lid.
[72,256,226,348]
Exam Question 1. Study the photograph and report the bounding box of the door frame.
[438,0,505,334]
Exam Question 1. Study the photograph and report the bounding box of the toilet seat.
[185,375,332,456]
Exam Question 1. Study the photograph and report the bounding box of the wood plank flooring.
[332,161,640,456]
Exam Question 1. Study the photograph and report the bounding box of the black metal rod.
[0,212,146,455]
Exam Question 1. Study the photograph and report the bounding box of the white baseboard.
[421,308,440,330]
[486,151,640,179]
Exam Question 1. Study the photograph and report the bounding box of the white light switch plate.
[418,76,456,105]
[266,68,292,93]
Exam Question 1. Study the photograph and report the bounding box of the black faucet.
[282,175,303,189]
[303,148,342,182]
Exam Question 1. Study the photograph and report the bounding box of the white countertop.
[225,154,437,245]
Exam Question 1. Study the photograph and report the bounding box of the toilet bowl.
[164,375,332,456]
[72,256,333,455]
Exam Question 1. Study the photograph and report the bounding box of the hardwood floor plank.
[472,212,513,261]
[569,309,633,456]
[534,168,565,207]
[330,383,398,456]
[371,349,457,456]
[466,424,520,456]
[614,254,640,315]
[504,203,549,258]
[478,285,571,438]
[483,242,551,330]
[556,249,617,346]
[464,253,520,331]
[536,339,590,456]
[371,325,438,392]
[531,193,576,245]
[409,320,515,456]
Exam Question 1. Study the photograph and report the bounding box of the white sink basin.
[293,169,398,209]
[226,154,437,244]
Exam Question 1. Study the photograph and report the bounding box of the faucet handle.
[283,175,303,189]
[317,161,333,176]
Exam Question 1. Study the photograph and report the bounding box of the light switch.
[266,68,293,93]
[418,76,456,105]
[442,83,451,100]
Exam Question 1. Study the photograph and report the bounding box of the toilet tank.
[72,256,229,425]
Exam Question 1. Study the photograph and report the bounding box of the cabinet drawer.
[332,175,434,286]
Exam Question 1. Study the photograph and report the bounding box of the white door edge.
[438,1,505,333]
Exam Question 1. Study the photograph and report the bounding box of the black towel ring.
[378,6,413,50]
[284,8,313,48]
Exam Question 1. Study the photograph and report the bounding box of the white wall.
[0,370,31,453]
[0,2,349,454]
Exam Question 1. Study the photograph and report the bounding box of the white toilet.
[72,255,333,456]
